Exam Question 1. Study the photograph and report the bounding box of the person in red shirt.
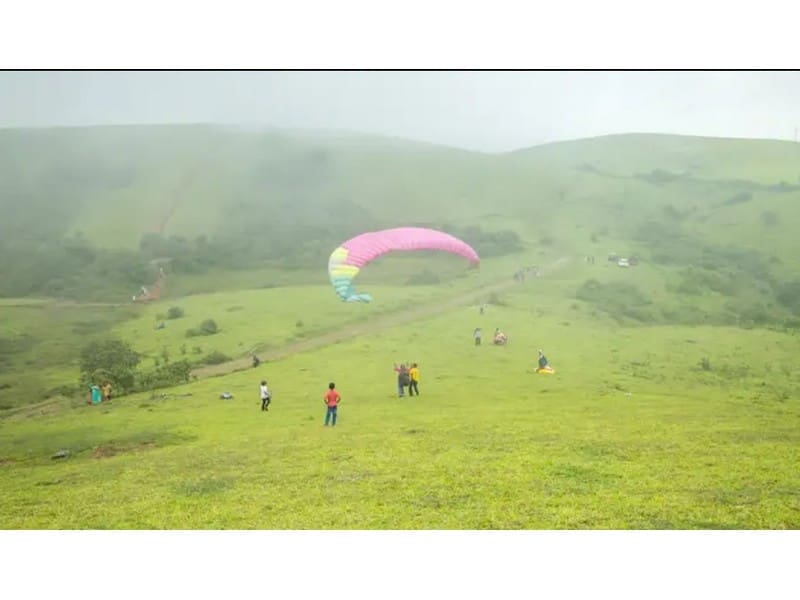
[324,382,341,426]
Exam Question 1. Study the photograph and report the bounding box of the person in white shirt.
[260,380,271,411]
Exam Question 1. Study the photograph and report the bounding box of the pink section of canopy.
[340,227,480,268]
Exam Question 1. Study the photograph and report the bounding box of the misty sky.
[1,71,799,152]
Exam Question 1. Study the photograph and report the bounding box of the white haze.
[1,71,799,152]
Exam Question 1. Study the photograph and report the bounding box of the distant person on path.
[408,363,420,396]
[324,382,341,426]
[253,355,261,368]
[473,328,482,346]
[260,380,271,411]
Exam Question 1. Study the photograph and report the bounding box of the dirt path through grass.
[192,256,572,380]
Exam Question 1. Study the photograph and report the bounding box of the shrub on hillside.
[784,317,800,330]
[78,338,140,392]
[576,279,653,322]
[722,301,776,328]
[186,319,219,337]
[136,360,192,391]
[167,306,185,320]
[675,267,736,297]
[201,351,231,365]
[415,223,523,258]
[776,280,800,314]
[487,292,507,307]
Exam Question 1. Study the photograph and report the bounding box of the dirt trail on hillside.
[1,300,130,309]
[191,256,572,380]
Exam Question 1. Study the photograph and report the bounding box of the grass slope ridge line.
[191,256,572,379]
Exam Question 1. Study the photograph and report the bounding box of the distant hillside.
[2,125,800,311]
[0,125,500,247]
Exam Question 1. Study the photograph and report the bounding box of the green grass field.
[2,127,800,529]
[1,258,798,529]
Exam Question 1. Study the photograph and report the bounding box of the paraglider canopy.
[328,227,480,303]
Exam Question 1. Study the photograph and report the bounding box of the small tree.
[167,306,185,320]
[202,350,231,365]
[200,319,218,335]
[136,360,193,391]
[186,319,219,338]
[79,339,140,392]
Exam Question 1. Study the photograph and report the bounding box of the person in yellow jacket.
[408,363,420,396]
[101,381,112,403]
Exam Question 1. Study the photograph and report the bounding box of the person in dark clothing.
[394,363,410,397]
[538,350,549,369]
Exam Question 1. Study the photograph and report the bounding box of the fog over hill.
[2,71,800,152]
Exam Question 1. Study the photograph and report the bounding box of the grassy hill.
[1,125,799,529]
[2,125,799,298]
[1,260,798,528]
[2,125,799,390]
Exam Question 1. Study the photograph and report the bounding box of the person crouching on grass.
[324,382,341,426]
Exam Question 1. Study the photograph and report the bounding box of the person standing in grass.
[101,381,112,403]
[89,384,102,405]
[394,363,410,397]
[324,382,341,426]
[408,363,420,396]
[473,327,482,346]
[260,380,271,411]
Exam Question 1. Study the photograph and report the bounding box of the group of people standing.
[258,378,342,426]
[87,381,112,405]
[394,362,420,397]
[252,319,549,428]
[255,362,420,428]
